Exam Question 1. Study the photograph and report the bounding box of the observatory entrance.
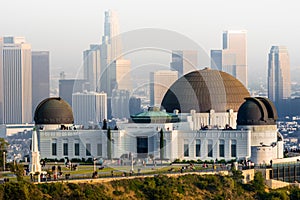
[137,137,148,158]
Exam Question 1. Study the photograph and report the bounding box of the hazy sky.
[1,0,299,86]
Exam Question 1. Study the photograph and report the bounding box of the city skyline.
[0,1,299,87]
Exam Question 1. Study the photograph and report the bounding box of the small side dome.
[34,97,74,125]
[237,97,278,126]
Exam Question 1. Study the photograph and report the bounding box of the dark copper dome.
[34,97,74,124]
[237,97,278,126]
[161,69,250,113]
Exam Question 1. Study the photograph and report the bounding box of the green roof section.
[130,108,180,124]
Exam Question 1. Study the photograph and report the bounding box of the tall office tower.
[150,70,178,106]
[111,89,130,119]
[170,50,198,77]
[222,30,247,87]
[32,51,50,115]
[0,36,32,124]
[83,45,101,92]
[59,79,87,107]
[268,46,291,104]
[210,50,222,70]
[113,59,132,91]
[72,91,107,127]
[129,96,142,115]
[100,10,131,97]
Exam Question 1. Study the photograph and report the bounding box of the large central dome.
[161,69,250,113]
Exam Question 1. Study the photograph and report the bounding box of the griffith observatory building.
[34,69,284,164]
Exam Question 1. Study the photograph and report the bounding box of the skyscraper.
[32,51,50,115]
[111,89,130,119]
[211,30,247,87]
[72,91,107,127]
[268,46,291,104]
[210,50,222,70]
[0,36,32,124]
[59,79,87,107]
[150,70,178,106]
[223,30,247,87]
[83,45,101,92]
[170,50,198,77]
[99,10,131,97]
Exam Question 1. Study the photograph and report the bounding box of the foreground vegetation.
[1,172,300,199]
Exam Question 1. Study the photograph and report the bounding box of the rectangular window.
[52,143,57,156]
[184,139,189,157]
[219,140,225,157]
[231,140,237,158]
[184,144,189,157]
[86,143,91,156]
[195,139,201,157]
[63,143,68,156]
[75,143,80,156]
[97,143,102,156]
[208,140,213,157]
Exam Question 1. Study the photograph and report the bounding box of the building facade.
[150,70,178,106]
[170,50,198,77]
[210,30,247,87]
[210,50,222,70]
[32,51,50,116]
[111,89,130,119]
[0,36,32,124]
[35,71,283,165]
[72,91,107,127]
[59,79,87,107]
[83,45,101,92]
[37,98,283,165]
[268,46,291,104]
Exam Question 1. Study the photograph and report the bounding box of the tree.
[102,119,107,130]
[159,129,164,160]
[9,163,25,181]
[231,168,244,183]
[107,127,112,159]
[252,171,265,192]
[0,138,8,170]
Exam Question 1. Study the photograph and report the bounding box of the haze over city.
[0,0,299,87]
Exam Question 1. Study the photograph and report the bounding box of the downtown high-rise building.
[268,46,291,104]
[32,51,50,115]
[59,79,87,107]
[99,10,131,97]
[170,50,198,77]
[72,91,107,127]
[83,45,101,92]
[0,36,32,124]
[210,50,222,71]
[111,89,130,119]
[150,70,178,106]
[211,30,247,87]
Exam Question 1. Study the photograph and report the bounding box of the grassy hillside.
[1,173,300,200]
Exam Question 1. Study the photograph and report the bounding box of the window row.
[51,143,102,157]
[184,139,237,158]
